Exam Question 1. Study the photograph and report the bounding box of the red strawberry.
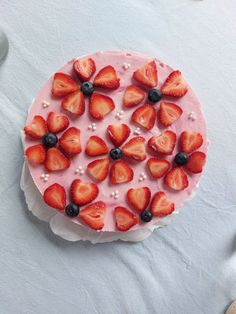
[186,151,206,173]
[161,70,188,97]
[148,130,176,155]
[114,206,138,231]
[70,179,99,206]
[158,102,183,127]
[85,136,108,157]
[133,61,157,88]
[131,104,156,130]
[107,123,131,147]
[43,183,66,210]
[51,72,79,97]
[127,187,151,213]
[123,85,146,108]
[150,192,175,217]
[109,160,134,185]
[73,57,96,82]
[89,93,115,120]
[45,147,70,171]
[122,136,146,161]
[147,158,171,178]
[93,65,120,90]
[61,90,85,116]
[25,144,46,164]
[180,131,203,154]
[80,201,106,230]
[87,158,110,182]
[47,112,69,133]
[59,127,81,155]
[24,115,47,139]
[164,167,189,191]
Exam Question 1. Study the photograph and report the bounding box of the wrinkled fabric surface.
[0,0,236,313]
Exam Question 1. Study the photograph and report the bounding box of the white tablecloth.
[1,0,236,313]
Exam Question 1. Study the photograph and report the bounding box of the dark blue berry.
[42,133,58,148]
[148,89,162,103]
[109,148,123,160]
[80,81,94,96]
[65,203,80,217]
[140,210,153,222]
[174,152,189,166]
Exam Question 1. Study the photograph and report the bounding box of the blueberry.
[42,133,58,148]
[140,210,153,223]
[174,152,189,166]
[80,81,94,96]
[65,203,80,217]
[148,89,162,103]
[109,148,123,160]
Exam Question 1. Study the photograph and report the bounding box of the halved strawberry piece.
[24,115,47,139]
[158,102,183,127]
[147,158,171,178]
[87,158,110,182]
[93,65,120,90]
[70,179,99,206]
[25,144,46,164]
[127,187,151,213]
[43,183,66,210]
[180,131,203,154]
[164,167,189,191]
[133,61,157,88]
[51,72,79,97]
[186,151,206,173]
[122,136,146,161]
[59,127,81,155]
[131,104,156,130]
[80,201,106,230]
[114,206,138,231]
[89,93,115,120]
[123,85,146,108]
[61,90,85,116]
[85,136,108,157]
[161,70,188,97]
[45,147,70,171]
[150,192,175,217]
[148,130,176,155]
[73,57,96,82]
[107,123,131,147]
[47,112,69,133]
[109,160,134,184]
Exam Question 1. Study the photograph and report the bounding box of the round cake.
[23,50,208,234]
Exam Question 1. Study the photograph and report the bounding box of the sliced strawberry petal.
[122,136,146,161]
[51,72,79,97]
[45,147,70,171]
[180,131,203,154]
[147,158,171,178]
[164,167,189,191]
[148,130,176,155]
[73,57,96,82]
[59,127,81,155]
[43,183,66,210]
[80,201,106,230]
[61,90,85,117]
[24,115,47,139]
[47,112,69,134]
[133,61,158,88]
[114,206,138,231]
[158,102,183,127]
[107,123,131,147]
[131,104,156,130]
[25,144,46,164]
[89,93,115,120]
[70,179,99,206]
[186,151,206,173]
[109,160,134,185]
[85,136,109,157]
[123,85,146,108]
[150,191,175,217]
[87,158,110,182]
[127,187,151,213]
[161,70,188,97]
[93,65,120,90]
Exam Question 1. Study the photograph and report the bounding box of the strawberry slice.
[122,136,146,161]
[89,93,115,120]
[70,179,99,206]
[186,151,206,173]
[25,144,46,164]
[80,201,106,230]
[161,70,188,97]
[180,131,203,154]
[148,130,176,155]
[43,183,66,210]
[47,112,69,133]
[109,160,134,184]
[147,158,171,178]
[107,123,130,147]
[24,115,47,139]
[59,127,81,155]
[127,187,151,213]
[73,57,96,82]
[131,104,156,130]
[93,65,120,90]
[123,85,146,108]
[158,102,183,127]
[51,73,79,97]
[87,158,110,182]
[133,61,157,88]
[164,167,189,191]
[114,206,138,231]
[45,147,70,171]
[61,90,85,117]
[150,192,175,217]
[85,136,108,157]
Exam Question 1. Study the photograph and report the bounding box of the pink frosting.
[24,51,208,232]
